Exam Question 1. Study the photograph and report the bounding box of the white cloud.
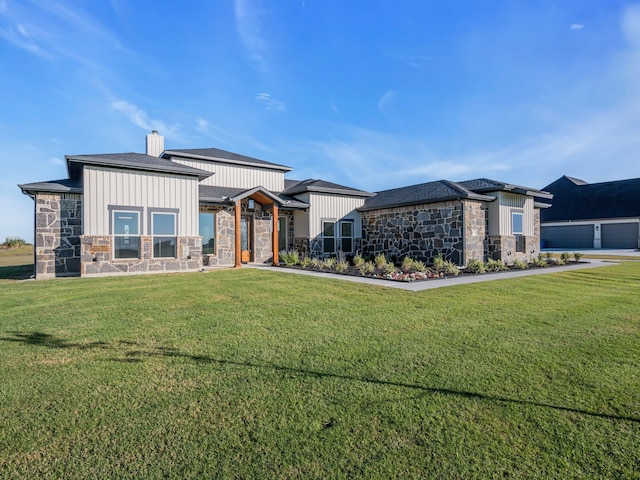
[570,24,584,30]
[111,99,181,139]
[255,93,285,111]
[235,0,270,73]
[49,156,65,166]
[377,89,398,123]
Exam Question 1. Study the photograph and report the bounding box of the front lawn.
[1,264,639,478]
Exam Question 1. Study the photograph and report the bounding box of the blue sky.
[2,0,640,242]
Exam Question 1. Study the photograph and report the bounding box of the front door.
[240,215,253,263]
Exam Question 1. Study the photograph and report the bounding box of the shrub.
[512,258,528,270]
[412,260,429,274]
[359,261,375,276]
[442,260,460,276]
[486,258,508,272]
[544,251,554,261]
[321,257,336,271]
[280,250,299,266]
[560,251,570,263]
[352,253,365,268]
[299,257,312,269]
[4,237,26,248]
[401,256,415,273]
[433,255,446,273]
[383,262,397,275]
[533,254,548,267]
[374,253,387,269]
[574,252,584,263]
[335,260,349,273]
[310,257,322,269]
[466,258,486,274]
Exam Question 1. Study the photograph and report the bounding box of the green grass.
[1,264,639,478]
[0,244,34,281]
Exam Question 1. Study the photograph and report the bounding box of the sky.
[1,0,640,242]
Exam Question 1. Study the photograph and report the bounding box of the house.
[18,131,551,279]
[540,175,640,249]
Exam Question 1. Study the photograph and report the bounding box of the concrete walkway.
[248,259,614,292]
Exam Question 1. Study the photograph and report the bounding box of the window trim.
[150,208,178,258]
[512,209,524,253]
[109,206,143,259]
[199,211,216,255]
[321,219,336,255]
[339,220,354,254]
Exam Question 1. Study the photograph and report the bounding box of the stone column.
[272,203,279,265]
[234,201,242,268]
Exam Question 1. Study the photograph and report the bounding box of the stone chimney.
[145,130,164,157]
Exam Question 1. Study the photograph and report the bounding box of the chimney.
[145,130,164,157]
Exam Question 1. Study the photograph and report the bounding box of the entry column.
[234,201,242,268]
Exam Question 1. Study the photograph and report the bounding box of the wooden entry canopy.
[230,187,285,268]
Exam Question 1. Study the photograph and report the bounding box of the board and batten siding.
[307,193,365,238]
[83,165,199,236]
[487,192,535,236]
[171,158,284,192]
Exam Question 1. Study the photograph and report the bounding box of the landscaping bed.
[278,251,586,283]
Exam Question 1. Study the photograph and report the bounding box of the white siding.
[83,166,199,236]
[488,192,534,236]
[171,158,284,191]
[307,193,365,238]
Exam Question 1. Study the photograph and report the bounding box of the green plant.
[352,253,365,268]
[359,261,375,275]
[466,258,486,274]
[544,251,554,261]
[321,257,336,271]
[279,250,299,266]
[533,254,548,267]
[299,257,312,269]
[412,260,429,273]
[433,255,446,273]
[3,237,26,248]
[512,258,528,270]
[486,259,508,272]
[383,262,397,275]
[335,260,349,273]
[310,257,322,269]
[374,253,387,269]
[561,252,570,263]
[574,252,584,263]
[443,260,460,276]
[401,256,415,273]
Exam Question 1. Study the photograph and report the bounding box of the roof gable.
[164,148,292,172]
[284,178,374,197]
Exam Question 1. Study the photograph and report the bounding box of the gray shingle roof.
[284,179,374,197]
[359,180,495,211]
[541,175,640,222]
[66,153,212,180]
[458,178,552,199]
[164,148,292,172]
[199,185,309,209]
[19,178,82,195]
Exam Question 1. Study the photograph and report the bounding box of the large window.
[278,216,288,251]
[322,221,335,254]
[512,211,524,253]
[199,212,216,255]
[113,211,140,259]
[340,221,354,253]
[152,212,176,258]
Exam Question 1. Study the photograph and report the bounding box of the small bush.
[310,257,322,269]
[335,260,349,273]
[412,260,429,273]
[374,253,387,269]
[544,251,554,261]
[560,252,570,263]
[401,256,415,273]
[299,257,312,269]
[512,258,528,270]
[533,254,548,267]
[352,253,365,268]
[4,237,26,248]
[322,257,336,271]
[433,255,446,273]
[359,261,375,276]
[442,260,460,276]
[486,258,508,272]
[574,252,584,263]
[280,250,299,266]
[466,258,486,274]
[383,262,397,275]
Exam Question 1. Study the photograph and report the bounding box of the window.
[340,221,354,253]
[278,216,288,251]
[322,221,335,254]
[199,212,215,255]
[113,211,140,259]
[152,212,176,258]
[512,211,524,253]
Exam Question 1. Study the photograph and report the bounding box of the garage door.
[541,225,594,249]
[601,223,639,249]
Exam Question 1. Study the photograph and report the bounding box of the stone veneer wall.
[201,206,235,266]
[462,200,487,264]
[361,200,467,265]
[80,236,201,276]
[34,193,82,279]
